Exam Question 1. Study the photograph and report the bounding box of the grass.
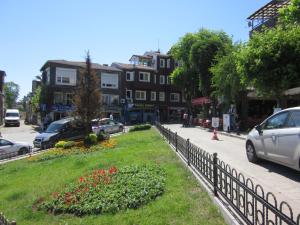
[0,128,226,225]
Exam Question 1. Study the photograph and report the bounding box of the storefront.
[126,103,156,124]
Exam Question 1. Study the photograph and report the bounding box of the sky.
[0,0,270,99]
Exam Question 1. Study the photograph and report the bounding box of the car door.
[0,139,15,158]
[276,110,300,166]
[260,111,290,162]
[109,120,118,133]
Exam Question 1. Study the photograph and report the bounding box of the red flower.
[98,169,106,176]
[79,176,85,183]
[109,166,117,174]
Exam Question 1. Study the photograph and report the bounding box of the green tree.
[237,25,300,107]
[279,0,300,25]
[190,29,232,98]
[170,33,199,114]
[4,81,20,108]
[31,86,41,113]
[74,52,101,134]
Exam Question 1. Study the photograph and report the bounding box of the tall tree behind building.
[4,81,19,108]
[74,52,101,134]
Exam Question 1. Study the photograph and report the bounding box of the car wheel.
[18,147,28,155]
[246,141,259,163]
[119,126,123,132]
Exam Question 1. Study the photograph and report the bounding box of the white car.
[0,138,32,160]
[4,109,20,127]
[92,118,124,135]
[246,106,300,171]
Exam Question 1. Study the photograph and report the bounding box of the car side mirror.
[255,125,263,135]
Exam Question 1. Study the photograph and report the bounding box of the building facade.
[112,51,186,124]
[0,70,6,125]
[40,60,122,122]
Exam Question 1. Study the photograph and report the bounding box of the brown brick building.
[112,51,186,124]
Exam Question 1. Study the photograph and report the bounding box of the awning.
[192,97,211,106]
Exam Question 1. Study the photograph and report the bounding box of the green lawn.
[0,129,226,225]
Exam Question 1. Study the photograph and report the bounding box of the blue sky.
[0,0,269,99]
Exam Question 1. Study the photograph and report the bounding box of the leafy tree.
[190,29,232,98]
[237,25,300,107]
[31,86,41,113]
[74,52,101,134]
[170,33,199,114]
[4,81,20,108]
[279,0,300,25]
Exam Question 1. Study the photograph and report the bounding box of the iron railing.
[156,123,300,225]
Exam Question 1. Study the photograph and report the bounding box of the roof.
[129,55,153,61]
[40,60,122,72]
[144,51,170,58]
[0,70,6,76]
[111,62,156,71]
[247,0,290,20]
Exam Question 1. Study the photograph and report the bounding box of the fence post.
[213,153,218,197]
[175,132,178,152]
[168,129,171,144]
[187,139,190,166]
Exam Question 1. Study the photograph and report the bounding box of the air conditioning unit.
[120,99,125,104]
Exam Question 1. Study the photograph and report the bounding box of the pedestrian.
[109,113,113,120]
[183,112,188,127]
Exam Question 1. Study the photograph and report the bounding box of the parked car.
[92,118,124,135]
[246,106,300,171]
[33,118,85,149]
[4,109,20,127]
[0,138,32,160]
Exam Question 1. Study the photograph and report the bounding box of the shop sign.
[223,114,230,131]
[192,97,211,106]
[212,117,219,128]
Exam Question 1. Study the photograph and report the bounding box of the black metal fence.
[0,212,16,225]
[156,123,300,225]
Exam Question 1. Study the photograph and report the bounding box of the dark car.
[33,118,84,149]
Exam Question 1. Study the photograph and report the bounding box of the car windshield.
[6,113,19,117]
[45,123,64,133]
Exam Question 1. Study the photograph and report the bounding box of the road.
[164,124,300,216]
[0,120,39,146]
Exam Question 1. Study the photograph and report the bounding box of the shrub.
[129,124,151,132]
[40,164,166,216]
[97,131,110,142]
[55,141,67,148]
[63,141,75,149]
[84,133,97,146]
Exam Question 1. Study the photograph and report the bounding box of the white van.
[4,109,20,127]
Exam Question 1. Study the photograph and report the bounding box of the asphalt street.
[164,124,300,216]
[0,120,39,147]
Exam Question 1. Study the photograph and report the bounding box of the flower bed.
[39,164,166,216]
[28,139,117,162]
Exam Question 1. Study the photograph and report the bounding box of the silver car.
[0,138,32,160]
[92,118,124,135]
[246,107,300,171]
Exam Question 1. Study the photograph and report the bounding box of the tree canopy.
[237,25,300,106]
[4,81,19,109]
[279,0,300,25]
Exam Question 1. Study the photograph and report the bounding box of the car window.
[0,139,12,146]
[286,110,300,128]
[46,123,64,133]
[109,120,115,125]
[263,112,289,130]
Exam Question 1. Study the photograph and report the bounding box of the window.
[65,93,73,105]
[101,73,118,89]
[102,94,119,105]
[151,91,156,101]
[53,92,63,104]
[56,68,76,85]
[287,110,300,127]
[167,76,171,85]
[170,93,180,102]
[160,59,165,68]
[46,67,50,84]
[154,75,157,84]
[126,89,132,99]
[159,92,165,102]
[167,59,171,68]
[126,71,134,81]
[135,90,146,100]
[139,72,150,82]
[182,94,186,103]
[263,112,289,130]
[160,75,165,84]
